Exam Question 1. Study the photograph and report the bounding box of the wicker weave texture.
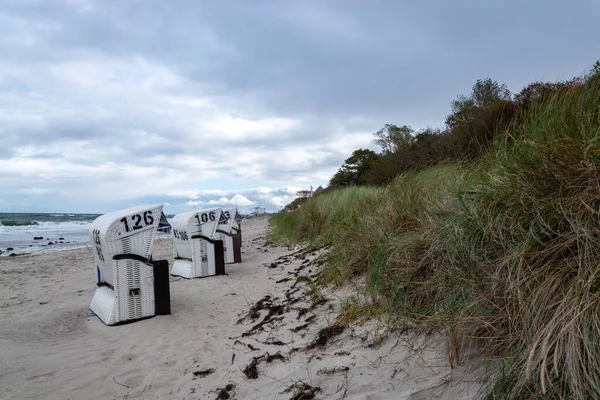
[170,259,194,278]
[89,204,163,325]
[223,235,234,263]
[90,286,117,325]
[171,207,221,278]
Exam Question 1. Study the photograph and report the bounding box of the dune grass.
[269,73,600,398]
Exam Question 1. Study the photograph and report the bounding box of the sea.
[0,213,101,256]
[0,212,175,256]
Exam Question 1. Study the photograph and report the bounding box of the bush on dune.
[270,69,600,398]
[467,73,600,398]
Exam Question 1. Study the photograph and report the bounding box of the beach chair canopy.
[171,207,221,260]
[217,207,236,234]
[170,207,226,278]
[157,212,172,234]
[91,204,163,284]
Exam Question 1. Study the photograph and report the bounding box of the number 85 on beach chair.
[170,207,226,278]
[89,204,171,326]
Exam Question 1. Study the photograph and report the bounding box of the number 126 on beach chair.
[89,204,171,326]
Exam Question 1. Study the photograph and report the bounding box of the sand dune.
[0,216,483,399]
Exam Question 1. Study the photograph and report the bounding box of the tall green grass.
[270,73,600,398]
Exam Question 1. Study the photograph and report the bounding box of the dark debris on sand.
[243,351,288,379]
[193,368,215,378]
[306,324,346,350]
[236,295,276,325]
[283,381,322,400]
[241,301,288,337]
[243,357,260,379]
[215,383,236,400]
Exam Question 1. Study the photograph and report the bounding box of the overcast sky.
[1,0,598,214]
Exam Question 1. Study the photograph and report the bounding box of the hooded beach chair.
[89,204,171,326]
[216,207,242,264]
[170,207,226,278]
[232,209,242,262]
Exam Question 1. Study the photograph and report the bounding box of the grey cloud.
[176,0,599,119]
[0,0,598,212]
[159,185,303,214]
[6,1,597,123]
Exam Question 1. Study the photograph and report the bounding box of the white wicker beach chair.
[232,210,242,262]
[232,209,242,262]
[170,207,226,278]
[216,207,235,264]
[89,204,170,326]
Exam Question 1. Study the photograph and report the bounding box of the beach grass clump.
[269,72,600,398]
[266,211,301,245]
[470,72,600,399]
[0,220,38,226]
[269,185,381,252]
[338,294,382,325]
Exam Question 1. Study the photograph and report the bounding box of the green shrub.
[270,71,600,398]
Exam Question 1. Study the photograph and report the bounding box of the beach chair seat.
[89,204,170,326]
[170,207,226,278]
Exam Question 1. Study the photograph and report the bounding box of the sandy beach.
[0,216,483,400]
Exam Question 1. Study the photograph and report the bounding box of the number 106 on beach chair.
[89,204,171,326]
[170,207,226,278]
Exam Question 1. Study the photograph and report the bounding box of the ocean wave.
[0,220,39,226]
[0,212,101,224]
